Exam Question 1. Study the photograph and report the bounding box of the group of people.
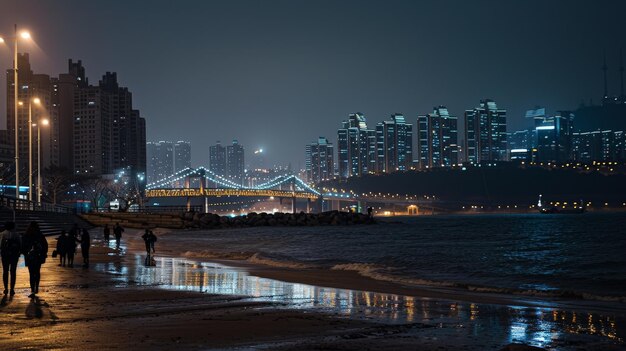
[0,221,48,298]
[55,224,91,268]
[102,223,125,248]
[0,220,157,298]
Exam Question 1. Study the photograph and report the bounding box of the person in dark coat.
[56,231,68,267]
[78,228,91,267]
[65,229,78,268]
[21,222,48,298]
[1,221,22,296]
[141,229,157,255]
[103,224,110,244]
[113,223,124,248]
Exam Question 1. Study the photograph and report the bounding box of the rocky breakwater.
[180,210,376,229]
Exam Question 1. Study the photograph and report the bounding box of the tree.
[73,175,111,211]
[43,166,72,204]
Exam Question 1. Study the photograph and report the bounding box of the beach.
[0,221,625,350]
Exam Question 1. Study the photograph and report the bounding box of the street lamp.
[27,97,41,202]
[0,26,33,199]
[36,118,49,205]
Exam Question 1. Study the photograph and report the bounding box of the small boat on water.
[537,195,586,214]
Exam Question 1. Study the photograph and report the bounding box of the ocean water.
[168,212,626,302]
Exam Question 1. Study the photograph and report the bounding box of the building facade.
[209,141,227,177]
[146,141,174,184]
[532,109,575,162]
[375,114,413,172]
[73,71,146,176]
[337,113,376,178]
[5,53,53,188]
[173,141,192,173]
[226,140,245,185]
[464,99,507,163]
[572,130,626,162]
[305,137,334,183]
[416,106,458,168]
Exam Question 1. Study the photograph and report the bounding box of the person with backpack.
[1,221,22,296]
[78,228,91,268]
[113,223,124,248]
[56,231,69,267]
[21,222,48,298]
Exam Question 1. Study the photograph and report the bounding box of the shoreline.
[1,228,624,350]
[204,257,626,315]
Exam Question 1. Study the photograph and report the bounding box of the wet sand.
[0,229,625,350]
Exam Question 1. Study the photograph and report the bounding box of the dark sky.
[1,0,625,168]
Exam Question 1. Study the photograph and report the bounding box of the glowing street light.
[0,25,33,199]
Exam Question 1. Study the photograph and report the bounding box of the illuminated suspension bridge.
[145,167,439,214]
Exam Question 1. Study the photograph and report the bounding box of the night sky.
[1,0,625,168]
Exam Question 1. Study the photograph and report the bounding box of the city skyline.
[1,0,626,167]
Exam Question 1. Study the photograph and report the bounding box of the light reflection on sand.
[95,254,623,349]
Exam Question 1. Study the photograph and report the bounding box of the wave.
[181,250,316,269]
[180,250,626,304]
[331,263,626,303]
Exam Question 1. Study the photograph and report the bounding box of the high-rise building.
[337,113,376,178]
[375,114,413,172]
[305,137,334,183]
[572,130,626,162]
[464,99,507,163]
[416,107,457,168]
[73,71,146,176]
[535,111,575,162]
[51,59,88,170]
[173,141,192,173]
[5,53,53,187]
[226,140,245,185]
[146,141,174,184]
[507,129,536,161]
[209,141,227,176]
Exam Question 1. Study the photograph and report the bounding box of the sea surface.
[170,212,626,302]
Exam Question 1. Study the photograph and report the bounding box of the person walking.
[65,229,78,268]
[113,223,124,249]
[21,222,48,298]
[1,222,22,296]
[141,229,157,255]
[141,229,157,266]
[78,228,91,268]
[103,224,110,244]
[56,231,68,267]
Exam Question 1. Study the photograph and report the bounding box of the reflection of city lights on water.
[94,255,624,348]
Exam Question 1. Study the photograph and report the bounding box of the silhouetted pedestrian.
[78,228,91,267]
[22,222,48,298]
[367,206,373,218]
[69,223,79,239]
[113,223,124,248]
[1,221,22,296]
[65,230,78,268]
[56,231,69,267]
[103,224,110,243]
[141,229,157,254]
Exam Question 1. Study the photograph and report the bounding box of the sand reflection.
[96,255,623,349]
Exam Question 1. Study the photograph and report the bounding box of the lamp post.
[27,97,41,203]
[0,26,32,199]
[36,118,49,205]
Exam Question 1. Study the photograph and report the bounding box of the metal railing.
[0,195,74,214]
